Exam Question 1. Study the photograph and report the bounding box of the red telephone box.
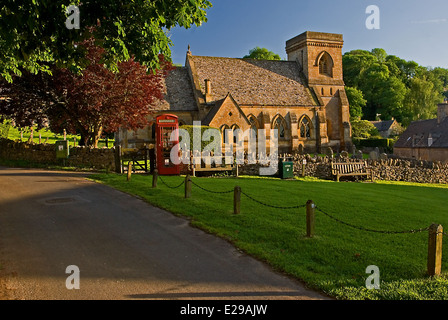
[156,114,181,175]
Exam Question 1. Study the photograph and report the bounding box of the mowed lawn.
[90,173,448,300]
[5,126,112,148]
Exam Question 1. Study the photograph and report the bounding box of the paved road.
[0,167,328,300]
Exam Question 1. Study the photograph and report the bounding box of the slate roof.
[371,120,396,132]
[155,67,197,111]
[189,56,317,106]
[394,118,448,148]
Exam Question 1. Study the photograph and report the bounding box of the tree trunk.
[93,125,103,149]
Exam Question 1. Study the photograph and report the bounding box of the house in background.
[116,31,352,154]
[370,119,402,138]
[394,101,448,163]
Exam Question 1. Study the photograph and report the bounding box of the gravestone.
[369,150,379,160]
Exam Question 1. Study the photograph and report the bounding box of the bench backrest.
[331,161,368,174]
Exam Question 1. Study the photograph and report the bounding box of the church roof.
[155,67,198,111]
[189,55,317,106]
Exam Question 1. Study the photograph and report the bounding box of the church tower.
[286,31,352,151]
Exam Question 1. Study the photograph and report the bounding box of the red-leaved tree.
[51,38,173,147]
[0,36,173,147]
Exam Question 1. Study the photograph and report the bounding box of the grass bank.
[90,173,448,300]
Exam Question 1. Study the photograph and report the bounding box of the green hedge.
[353,138,394,150]
[179,125,221,152]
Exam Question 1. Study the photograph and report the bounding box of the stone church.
[117,31,352,154]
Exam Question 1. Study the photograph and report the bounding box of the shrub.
[179,125,221,152]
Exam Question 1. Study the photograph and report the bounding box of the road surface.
[0,167,328,300]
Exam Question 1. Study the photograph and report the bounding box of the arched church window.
[248,115,258,139]
[231,124,240,144]
[273,116,286,139]
[318,52,333,77]
[220,125,230,144]
[299,117,311,139]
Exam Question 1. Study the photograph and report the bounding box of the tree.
[243,47,281,61]
[351,120,380,139]
[402,76,442,126]
[0,0,212,82]
[345,87,366,120]
[0,38,173,148]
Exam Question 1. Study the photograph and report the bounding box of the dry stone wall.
[0,138,116,171]
[1,137,447,184]
[238,153,448,184]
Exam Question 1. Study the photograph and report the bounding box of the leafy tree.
[345,86,366,120]
[0,0,212,82]
[351,120,380,139]
[243,47,281,61]
[401,76,442,126]
[343,48,447,125]
[0,38,173,147]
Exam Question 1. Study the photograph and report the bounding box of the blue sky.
[168,0,448,69]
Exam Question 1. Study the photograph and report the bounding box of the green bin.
[278,158,294,179]
[55,140,70,159]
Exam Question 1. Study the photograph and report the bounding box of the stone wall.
[0,138,116,171]
[238,153,448,184]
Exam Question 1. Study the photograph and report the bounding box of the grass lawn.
[5,126,112,148]
[89,173,448,300]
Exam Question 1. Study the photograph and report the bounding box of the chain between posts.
[315,206,430,235]
[241,190,307,210]
[156,175,442,237]
[158,176,185,189]
[189,179,234,194]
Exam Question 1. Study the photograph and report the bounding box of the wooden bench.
[331,161,373,182]
[192,156,235,177]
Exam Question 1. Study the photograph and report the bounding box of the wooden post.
[301,159,306,177]
[306,200,315,238]
[428,224,443,277]
[185,175,192,198]
[234,186,241,215]
[127,161,133,181]
[152,169,158,188]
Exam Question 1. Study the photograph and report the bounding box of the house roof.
[371,120,396,132]
[394,118,448,148]
[189,55,317,106]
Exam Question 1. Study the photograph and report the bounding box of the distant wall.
[237,153,448,184]
[0,138,116,171]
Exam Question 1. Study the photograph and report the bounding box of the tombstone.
[352,145,357,156]
[327,147,334,158]
[340,150,349,158]
[369,150,379,160]
[380,153,388,160]
[357,150,363,160]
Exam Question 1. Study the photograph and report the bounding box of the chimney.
[204,79,212,103]
[437,100,448,124]
[428,133,433,147]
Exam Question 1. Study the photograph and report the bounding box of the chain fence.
[158,175,185,189]
[155,174,447,238]
[314,205,431,235]
[241,190,306,210]
[189,179,234,194]
[151,172,447,275]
